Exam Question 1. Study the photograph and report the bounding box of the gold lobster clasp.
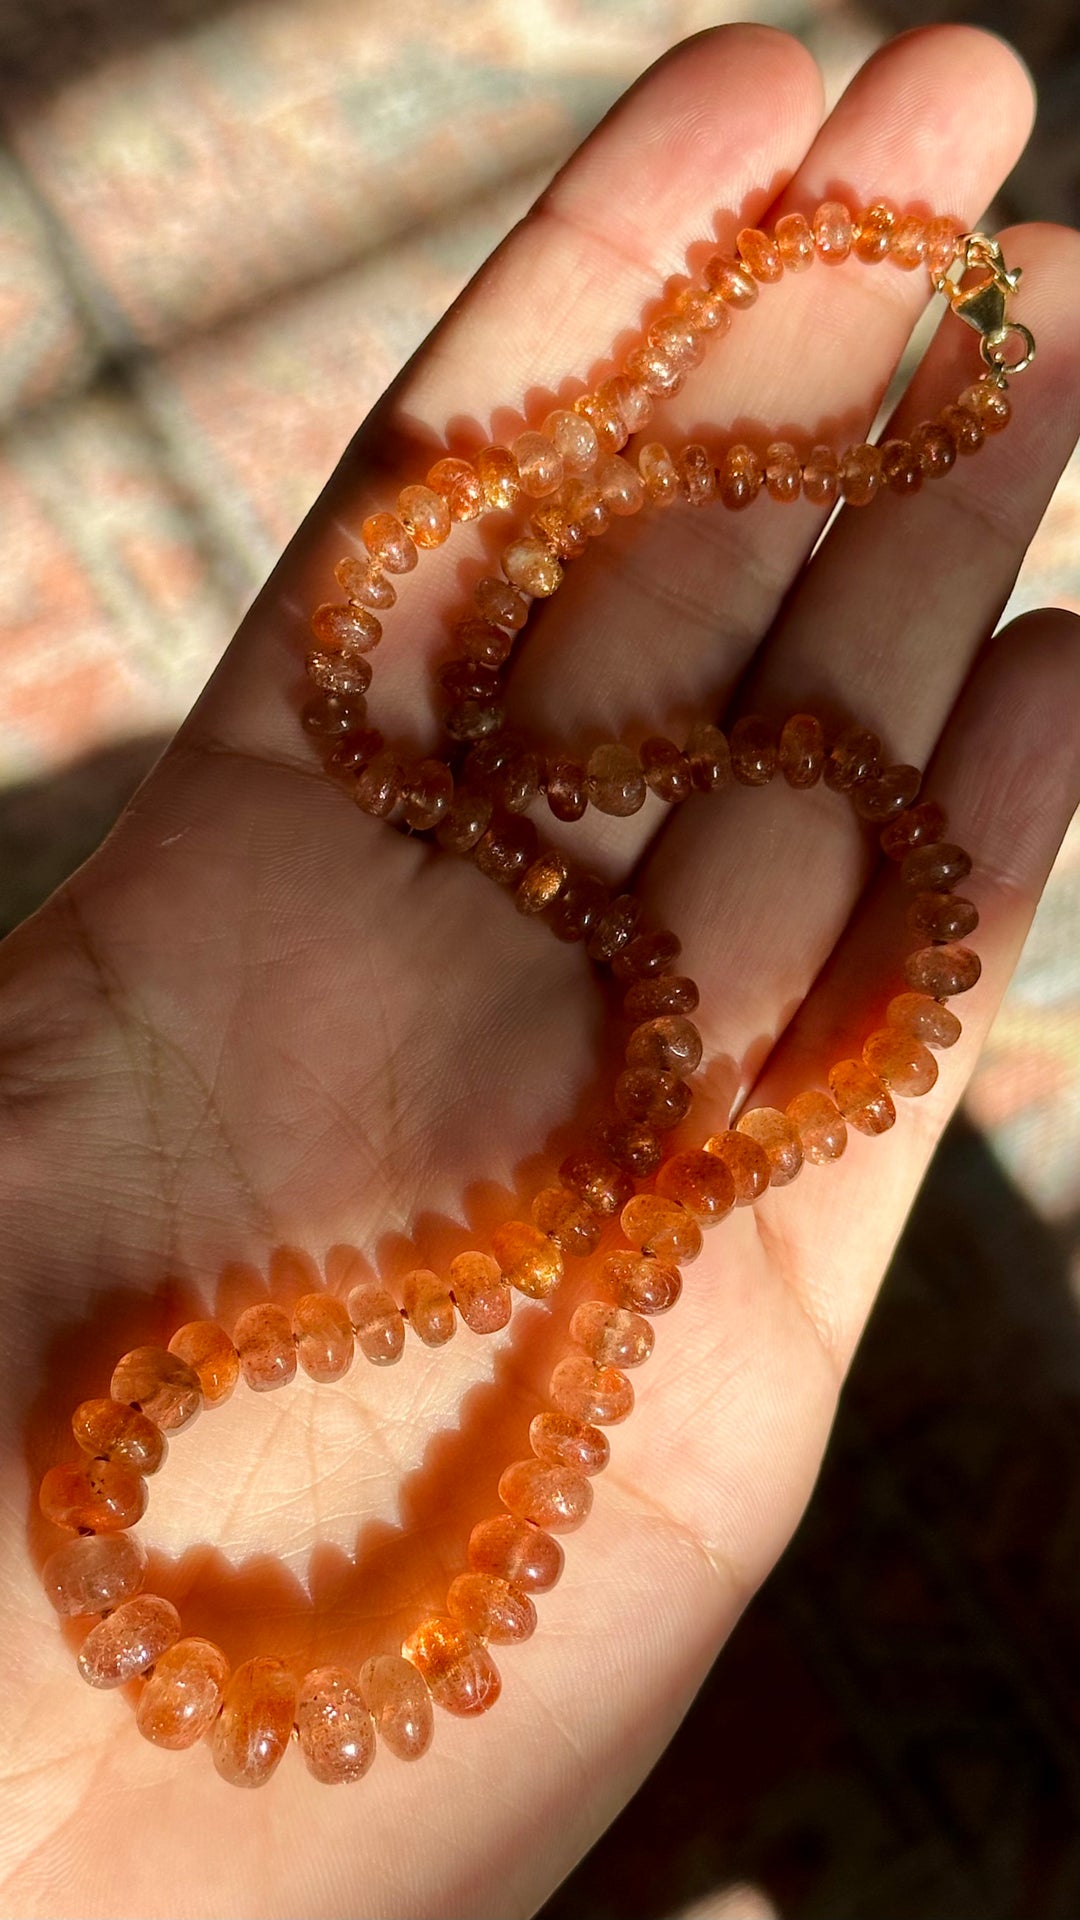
[936,231,1035,383]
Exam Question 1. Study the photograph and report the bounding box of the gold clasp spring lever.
[936,231,1035,384]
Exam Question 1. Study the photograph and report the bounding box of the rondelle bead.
[611,926,681,981]
[677,443,716,506]
[310,601,382,655]
[614,1067,692,1130]
[402,1617,501,1717]
[601,1249,682,1315]
[863,1027,939,1096]
[398,483,451,548]
[474,446,521,512]
[911,420,957,479]
[778,713,825,787]
[901,841,972,891]
[447,1572,537,1644]
[775,210,815,270]
[110,1347,202,1432]
[335,554,396,610]
[624,341,684,399]
[530,1409,610,1476]
[542,406,600,474]
[907,891,979,942]
[473,812,538,886]
[600,372,654,435]
[558,1148,632,1219]
[853,763,921,822]
[586,742,647,816]
[730,714,777,784]
[301,690,368,740]
[361,511,417,573]
[735,1107,803,1185]
[625,1015,703,1077]
[824,725,880,793]
[623,974,700,1020]
[448,1251,511,1334]
[656,1148,736,1221]
[880,800,947,861]
[620,1194,703,1263]
[498,1457,593,1533]
[355,749,405,819]
[359,1655,434,1761]
[401,759,454,832]
[474,575,528,630]
[638,441,680,506]
[596,453,645,514]
[925,215,960,275]
[828,1059,896,1134]
[718,444,762,509]
[587,893,643,966]
[812,199,854,261]
[42,1530,148,1617]
[136,1637,229,1750]
[574,388,628,453]
[880,438,923,495]
[550,1353,635,1425]
[702,252,759,306]
[545,758,587,823]
[513,429,564,499]
[502,536,563,597]
[570,1300,655,1368]
[72,1398,167,1476]
[889,211,928,269]
[704,1129,772,1204]
[886,991,963,1048]
[785,1089,847,1163]
[802,444,840,507]
[764,441,802,503]
[531,485,588,559]
[454,617,512,670]
[292,1292,354,1382]
[550,872,611,943]
[426,456,483,521]
[685,720,731,791]
[213,1657,297,1788]
[326,727,384,779]
[532,1186,603,1257]
[347,1283,405,1364]
[467,1514,564,1593]
[854,199,897,261]
[839,442,883,506]
[737,226,782,280]
[905,943,982,997]
[297,1667,376,1785]
[940,402,984,455]
[960,380,1011,432]
[165,1321,238,1407]
[649,315,705,371]
[233,1302,297,1393]
[491,1220,564,1299]
[305,648,374,698]
[436,788,493,853]
[640,737,692,804]
[78,1594,180,1690]
[599,1119,663,1178]
[675,284,730,332]
[401,1269,456,1348]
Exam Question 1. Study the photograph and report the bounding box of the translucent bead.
[427,456,484,521]
[474,446,521,512]
[621,1193,703,1263]
[454,617,512,669]
[213,1657,297,1787]
[901,842,972,891]
[530,1409,610,1476]
[886,991,962,1048]
[907,891,979,942]
[638,442,679,506]
[436,788,492,853]
[702,253,758,306]
[812,200,854,261]
[401,759,454,832]
[704,1129,771,1204]
[601,1248,682,1315]
[853,763,921,822]
[586,742,646,817]
[398,1269,454,1349]
[397,483,451,548]
[438,659,501,707]
[359,1654,434,1760]
[402,1617,501,1717]
[549,872,610,943]
[355,749,405,818]
[335,554,395,610]
[448,1250,511,1334]
[737,226,782,281]
[310,600,382,655]
[472,812,538,886]
[297,1666,376,1785]
[233,1303,296,1393]
[137,1637,229,1750]
[586,893,643,967]
[825,725,880,792]
[676,443,716,506]
[613,1067,692,1130]
[889,212,928,269]
[542,407,599,474]
[685,720,731,791]
[573,388,627,452]
[42,1530,147,1616]
[596,454,645,515]
[326,727,384,779]
[72,1398,166,1476]
[940,403,984,455]
[612,927,681,981]
[599,1119,663,1178]
[599,373,653,435]
[624,341,684,398]
[764,441,801,502]
[863,1028,939,1097]
[839,443,883,506]
[165,1322,237,1410]
[718,444,762,510]
[649,314,705,371]
[502,536,563,596]
[305,649,374,699]
[111,1347,202,1432]
[292,1292,353,1382]
[558,1148,631,1219]
[656,1148,735,1222]
[474,575,528,629]
[532,1186,603,1257]
[925,216,960,276]
[736,1108,803,1185]
[571,1300,655,1368]
[301,689,368,740]
[347,1283,405,1364]
[625,1015,702,1077]
[730,715,777,784]
[854,200,896,262]
[674,283,730,332]
[828,1059,896,1134]
[550,1353,634,1425]
[513,429,564,499]
[960,380,1011,433]
[557,475,609,541]
[467,1514,564,1592]
[778,713,825,787]
[905,943,982,997]
[775,210,815,270]
[491,1220,563,1299]
[545,757,587,822]
[78,1594,181,1689]
[640,737,692,804]
[880,439,922,495]
[785,1089,847,1163]
[911,420,957,479]
[802,445,840,507]
[361,511,417,573]
[447,1572,536,1644]
[499,1457,593,1532]
[880,800,947,861]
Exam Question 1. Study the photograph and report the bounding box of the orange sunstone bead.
[802,444,840,506]
[311,601,383,654]
[447,1572,537,1644]
[513,429,564,498]
[623,974,699,1019]
[907,891,979,942]
[570,1300,655,1369]
[730,714,777,784]
[491,1220,564,1298]
[301,689,367,739]
[911,420,957,478]
[596,453,645,514]
[736,1107,804,1184]
[785,1089,847,1163]
[136,1637,229,1750]
[402,1616,501,1717]
[812,200,854,260]
[649,315,704,370]
[474,446,521,512]
[684,720,731,790]
[620,1194,703,1263]
[880,800,947,861]
[905,943,982,997]
[718,444,762,509]
[614,1067,692,1130]
[550,1353,635,1425]
[234,1302,296,1392]
[881,439,923,495]
[530,1409,610,1476]
[828,1059,897,1134]
[925,215,960,275]
[601,1249,682,1315]
[362,511,417,573]
[778,713,825,787]
[292,1292,354,1382]
[455,618,512,669]
[297,1667,376,1785]
[839,442,883,506]
[901,841,972,890]
[863,1028,939,1097]
[213,1657,297,1787]
[825,725,880,792]
[676,443,716,505]
[347,1282,405,1363]
[448,1250,511,1334]
[705,1128,771,1203]
[586,742,646,816]
[703,252,758,306]
[574,388,627,452]
[532,492,587,559]
[656,1148,736,1221]
[397,483,451,547]
[854,200,897,262]
[165,1322,239,1405]
[359,1655,434,1761]
[737,226,782,281]
[42,1530,147,1617]
[498,1458,593,1533]
[72,1398,167,1476]
[502,536,563,597]
[588,892,642,965]
[640,737,692,804]
[675,284,730,332]
[960,380,1011,432]
[427,456,483,521]
[111,1347,202,1432]
[77,1595,181,1689]
[774,210,815,270]
[886,992,963,1048]
[401,758,454,832]
[853,763,921,822]
[890,212,928,269]
[625,341,684,398]
[625,1015,702,1077]
[467,1514,564,1592]
[436,789,493,853]
[764,441,801,502]
[542,407,599,473]
[474,575,528,629]
[531,1186,603,1257]
[558,1148,632,1218]
[355,749,405,818]
[40,1457,147,1533]
[638,441,679,504]
[599,1119,663,1178]
[335,554,396,610]
[940,402,984,454]
[600,373,654,434]
[401,1269,456,1347]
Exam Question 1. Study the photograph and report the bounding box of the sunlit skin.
[1,22,1079,1920]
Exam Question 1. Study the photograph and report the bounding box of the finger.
[500,23,1036,876]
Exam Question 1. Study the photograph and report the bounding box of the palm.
[2,22,1079,1920]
